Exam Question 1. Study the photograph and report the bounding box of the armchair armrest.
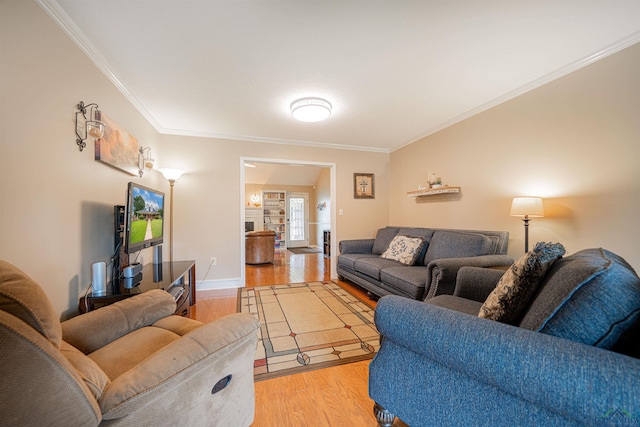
[62,289,177,354]
[100,313,260,424]
[339,239,375,254]
[453,266,505,302]
[371,296,640,426]
[424,254,513,299]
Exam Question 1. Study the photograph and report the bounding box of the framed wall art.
[95,112,139,176]
[354,173,375,199]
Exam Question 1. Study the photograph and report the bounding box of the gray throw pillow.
[479,242,565,324]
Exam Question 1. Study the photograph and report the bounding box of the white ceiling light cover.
[290,97,332,122]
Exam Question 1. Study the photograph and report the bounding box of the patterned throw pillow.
[479,242,566,324]
[380,235,427,266]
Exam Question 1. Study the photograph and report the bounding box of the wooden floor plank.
[189,249,407,426]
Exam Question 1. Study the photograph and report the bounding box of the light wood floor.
[188,249,407,427]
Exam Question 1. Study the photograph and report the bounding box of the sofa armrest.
[424,254,513,299]
[453,266,505,302]
[371,296,640,426]
[339,239,375,254]
[100,313,260,424]
[62,289,177,354]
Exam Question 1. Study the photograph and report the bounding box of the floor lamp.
[510,197,544,253]
[159,168,185,263]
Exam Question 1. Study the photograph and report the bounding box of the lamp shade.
[510,197,544,217]
[159,168,185,182]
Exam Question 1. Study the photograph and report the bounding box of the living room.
[2,1,638,319]
[1,2,639,424]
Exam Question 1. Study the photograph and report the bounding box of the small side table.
[79,260,196,316]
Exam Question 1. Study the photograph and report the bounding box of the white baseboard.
[196,277,242,291]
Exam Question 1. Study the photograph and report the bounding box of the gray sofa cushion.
[355,257,401,280]
[337,253,378,271]
[428,295,483,316]
[398,228,435,265]
[519,248,640,349]
[372,227,400,255]
[380,266,429,300]
[423,231,495,265]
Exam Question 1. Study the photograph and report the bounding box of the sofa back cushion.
[423,231,495,265]
[518,248,640,351]
[372,227,400,254]
[0,260,62,348]
[398,228,435,265]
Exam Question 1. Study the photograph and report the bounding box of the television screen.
[125,182,165,254]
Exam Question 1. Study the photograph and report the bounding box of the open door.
[286,192,309,248]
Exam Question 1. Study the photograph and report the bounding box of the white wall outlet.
[210,256,217,266]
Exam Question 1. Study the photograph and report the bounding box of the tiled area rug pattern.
[238,281,380,381]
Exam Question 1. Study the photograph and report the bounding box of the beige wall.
[0,1,389,316]
[1,1,162,319]
[390,42,640,270]
[157,134,390,288]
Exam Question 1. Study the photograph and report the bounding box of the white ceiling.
[41,0,640,153]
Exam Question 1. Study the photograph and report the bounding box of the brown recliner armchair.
[0,260,259,426]
[245,230,276,264]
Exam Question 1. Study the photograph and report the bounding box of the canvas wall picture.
[95,112,139,175]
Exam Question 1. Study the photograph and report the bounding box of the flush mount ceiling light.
[290,97,332,122]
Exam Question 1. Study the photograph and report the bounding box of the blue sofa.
[338,227,512,300]
[369,248,640,426]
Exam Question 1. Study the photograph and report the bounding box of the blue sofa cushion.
[519,248,640,349]
[398,228,435,265]
[381,235,428,266]
[337,253,378,271]
[423,231,495,265]
[479,242,565,324]
[372,227,400,255]
[380,266,429,300]
[355,257,402,280]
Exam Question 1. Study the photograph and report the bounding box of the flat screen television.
[124,182,165,254]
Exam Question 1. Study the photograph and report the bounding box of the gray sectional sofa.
[337,226,513,300]
[369,248,640,426]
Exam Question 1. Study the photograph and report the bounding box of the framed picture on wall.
[354,173,375,199]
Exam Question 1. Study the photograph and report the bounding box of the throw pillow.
[381,235,427,266]
[479,242,566,324]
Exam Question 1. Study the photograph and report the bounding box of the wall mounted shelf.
[407,186,461,197]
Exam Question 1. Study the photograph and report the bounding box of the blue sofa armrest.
[370,296,640,427]
[424,254,513,299]
[339,239,375,254]
[453,266,506,302]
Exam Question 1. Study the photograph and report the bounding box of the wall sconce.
[317,201,327,211]
[250,194,261,206]
[75,101,104,151]
[138,146,155,177]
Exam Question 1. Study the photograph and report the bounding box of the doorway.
[240,157,337,285]
[287,192,309,248]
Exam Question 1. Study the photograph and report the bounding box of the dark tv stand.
[79,260,196,316]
